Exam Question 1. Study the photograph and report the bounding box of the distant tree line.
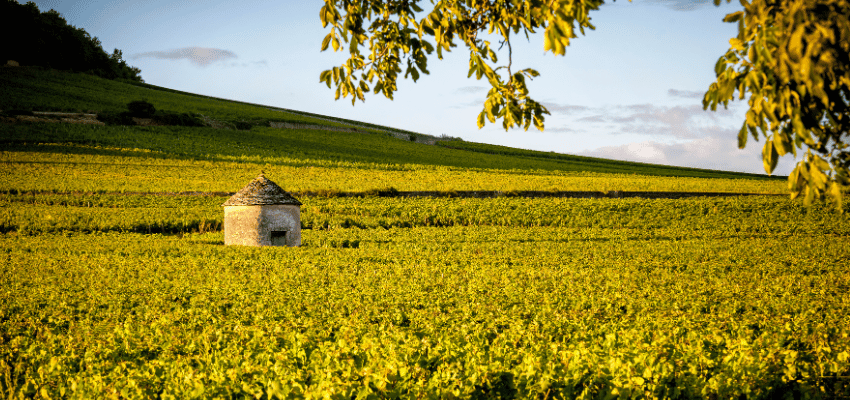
[0,0,143,81]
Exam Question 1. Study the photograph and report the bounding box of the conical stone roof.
[222,174,302,206]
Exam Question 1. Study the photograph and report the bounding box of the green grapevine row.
[1,228,848,398]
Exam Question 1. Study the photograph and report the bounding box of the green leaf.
[321,34,332,52]
[723,11,744,23]
[788,165,801,198]
[523,68,540,78]
[789,25,806,60]
[810,166,828,190]
[738,123,748,149]
[320,4,329,27]
[729,38,745,51]
[773,132,790,156]
[813,155,831,171]
[763,140,778,174]
[828,182,844,212]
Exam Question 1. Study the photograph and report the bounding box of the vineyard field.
[2,219,849,398]
[2,66,849,399]
[2,193,848,236]
[2,141,786,194]
[2,194,850,397]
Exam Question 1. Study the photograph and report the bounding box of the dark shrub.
[153,111,204,127]
[126,100,155,118]
[3,109,34,116]
[234,121,254,130]
[96,111,133,125]
[365,187,399,197]
[313,189,344,198]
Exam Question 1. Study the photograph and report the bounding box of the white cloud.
[225,60,268,68]
[546,126,582,133]
[644,0,714,12]
[581,130,798,176]
[567,103,740,139]
[455,86,488,94]
[542,103,591,115]
[626,141,668,162]
[555,97,801,175]
[132,47,237,67]
[668,89,705,99]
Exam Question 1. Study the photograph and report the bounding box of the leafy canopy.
[319,0,606,132]
[704,0,849,210]
[320,0,849,209]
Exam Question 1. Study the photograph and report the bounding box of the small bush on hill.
[154,111,204,127]
[234,121,255,131]
[95,101,203,127]
[126,100,156,118]
[2,109,34,116]
[96,111,133,126]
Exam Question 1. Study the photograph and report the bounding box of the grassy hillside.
[0,66,337,127]
[1,66,783,183]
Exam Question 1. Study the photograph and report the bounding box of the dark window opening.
[270,231,287,246]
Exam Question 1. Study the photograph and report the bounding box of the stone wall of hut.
[223,205,301,247]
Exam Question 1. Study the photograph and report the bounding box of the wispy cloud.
[455,86,488,94]
[226,60,269,68]
[542,103,590,114]
[579,131,796,176]
[576,115,608,123]
[541,98,782,174]
[545,126,582,133]
[668,89,705,99]
[570,103,739,139]
[645,0,714,11]
[132,47,237,67]
[614,104,731,138]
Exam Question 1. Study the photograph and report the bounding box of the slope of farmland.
[1,66,784,181]
[2,67,849,399]
[0,67,334,127]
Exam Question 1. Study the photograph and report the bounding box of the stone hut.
[222,174,302,247]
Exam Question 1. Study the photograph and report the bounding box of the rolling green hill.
[1,66,783,184]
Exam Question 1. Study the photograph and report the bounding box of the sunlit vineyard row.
[3,194,848,237]
[1,143,787,194]
[2,225,849,399]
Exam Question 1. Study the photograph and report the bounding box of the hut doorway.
[270,231,288,246]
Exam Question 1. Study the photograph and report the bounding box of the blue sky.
[32,0,797,175]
